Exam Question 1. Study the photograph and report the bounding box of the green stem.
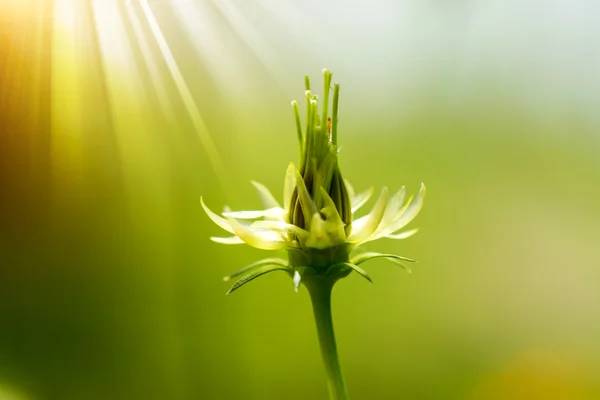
[305,278,348,400]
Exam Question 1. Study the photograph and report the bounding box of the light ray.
[209,0,285,87]
[89,3,185,394]
[90,0,172,204]
[90,0,172,208]
[124,0,176,126]
[138,0,230,192]
[50,0,88,189]
[168,0,249,94]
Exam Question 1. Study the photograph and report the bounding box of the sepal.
[350,252,416,274]
[225,262,293,295]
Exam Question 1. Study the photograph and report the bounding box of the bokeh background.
[1,0,600,399]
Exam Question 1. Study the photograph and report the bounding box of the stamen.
[304,75,311,91]
[321,69,332,130]
[292,101,303,156]
[332,83,340,146]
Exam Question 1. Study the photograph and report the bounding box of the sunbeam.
[168,0,248,94]
[138,0,230,193]
[88,3,184,395]
[208,0,285,87]
[51,0,87,188]
[90,0,171,206]
[124,0,176,126]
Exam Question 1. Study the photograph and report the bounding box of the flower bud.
[287,71,352,250]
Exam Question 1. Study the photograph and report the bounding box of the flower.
[201,70,425,294]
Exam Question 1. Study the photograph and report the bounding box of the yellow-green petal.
[227,215,288,250]
[367,187,407,241]
[386,228,419,240]
[348,187,389,243]
[386,182,426,235]
[251,220,309,242]
[251,181,281,209]
[223,207,285,220]
[200,197,234,234]
[351,186,374,214]
[211,236,244,245]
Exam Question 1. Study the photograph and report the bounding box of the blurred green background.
[1,0,600,399]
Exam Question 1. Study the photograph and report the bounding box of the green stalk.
[305,277,349,400]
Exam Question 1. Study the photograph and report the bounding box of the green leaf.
[295,168,319,229]
[283,163,297,210]
[384,257,413,274]
[330,262,373,283]
[344,179,356,199]
[223,258,289,281]
[226,264,292,295]
[312,152,335,207]
[350,252,416,274]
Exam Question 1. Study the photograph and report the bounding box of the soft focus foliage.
[1,1,600,399]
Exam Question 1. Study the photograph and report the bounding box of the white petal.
[226,215,288,250]
[389,187,407,220]
[351,186,374,214]
[223,207,285,220]
[386,228,419,240]
[385,182,426,235]
[367,187,406,241]
[200,197,234,234]
[347,187,389,243]
[251,220,309,241]
[251,181,281,209]
[283,163,296,210]
[381,187,406,225]
[211,236,245,244]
